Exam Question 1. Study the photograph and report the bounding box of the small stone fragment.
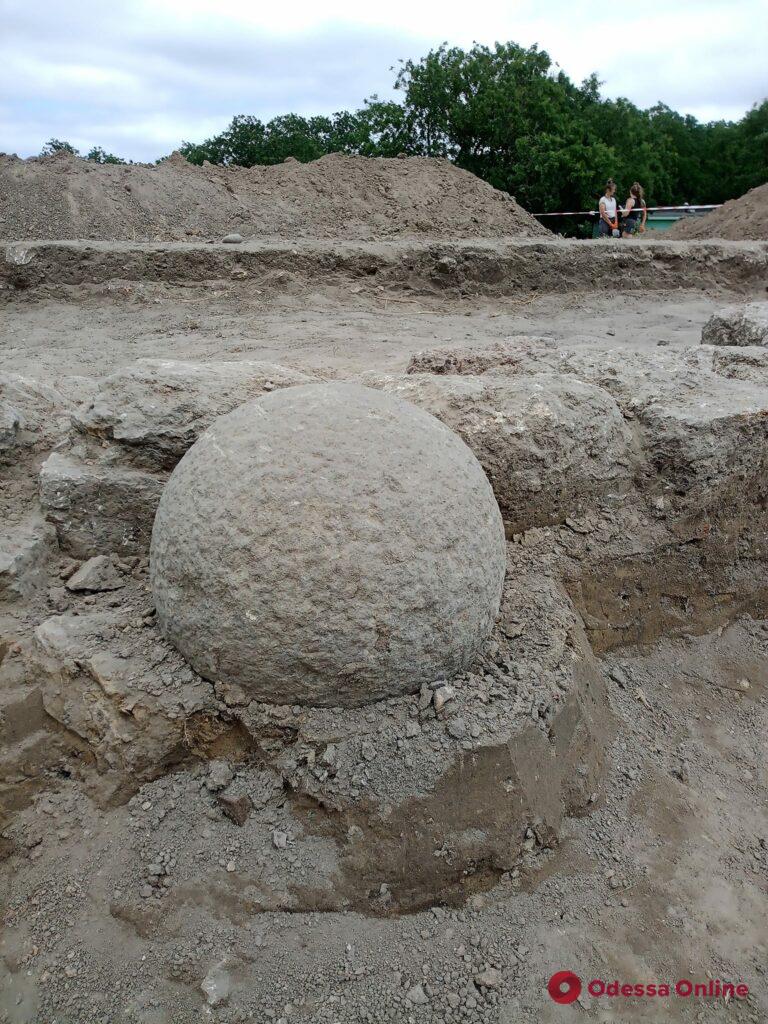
[48,586,70,611]
[609,666,627,687]
[433,684,455,714]
[447,717,467,740]
[702,301,768,347]
[201,962,232,1006]
[217,787,253,826]
[65,555,124,593]
[361,740,377,762]
[205,760,234,792]
[475,967,502,988]
[406,983,429,1005]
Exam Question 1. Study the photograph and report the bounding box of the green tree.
[394,42,643,211]
[85,146,126,165]
[40,138,79,156]
[733,99,768,195]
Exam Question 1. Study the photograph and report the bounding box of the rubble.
[27,602,215,801]
[401,339,768,529]
[217,786,253,826]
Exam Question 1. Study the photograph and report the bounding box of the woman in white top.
[598,180,619,237]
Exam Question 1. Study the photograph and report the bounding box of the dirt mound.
[0,150,548,242]
[667,181,768,241]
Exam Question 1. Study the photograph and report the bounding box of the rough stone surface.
[701,301,768,347]
[402,339,768,518]
[360,371,635,532]
[705,344,768,385]
[0,515,54,600]
[65,555,124,593]
[0,373,70,463]
[151,382,506,706]
[633,375,768,502]
[39,452,165,557]
[72,358,314,470]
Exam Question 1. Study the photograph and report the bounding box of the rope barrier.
[534,205,721,218]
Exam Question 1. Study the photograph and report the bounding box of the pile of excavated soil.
[667,181,768,241]
[0,150,548,242]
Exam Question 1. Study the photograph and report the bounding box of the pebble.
[406,983,428,1005]
[273,830,288,850]
[447,717,467,740]
[222,233,244,244]
[206,761,234,792]
[433,685,455,713]
[609,666,627,687]
[418,685,433,711]
[217,788,253,826]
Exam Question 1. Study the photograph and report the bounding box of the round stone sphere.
[150,382,505,707]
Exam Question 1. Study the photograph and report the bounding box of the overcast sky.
[2,0,766,162]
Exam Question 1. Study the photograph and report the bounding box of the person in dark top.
[622,182,647,237]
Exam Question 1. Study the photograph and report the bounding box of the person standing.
[598,180,619,237]
[622,182,647,237]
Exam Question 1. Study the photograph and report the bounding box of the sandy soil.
[0,286,728,385]
[0,152,546,243]
[1,274,766,1024]
[668,182,768,242]
[1,612,765,1023]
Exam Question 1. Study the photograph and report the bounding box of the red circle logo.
[548,971,582,1004]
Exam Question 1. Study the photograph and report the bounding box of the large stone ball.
[150,382,505,706]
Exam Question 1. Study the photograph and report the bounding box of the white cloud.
[1,0,765,161]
